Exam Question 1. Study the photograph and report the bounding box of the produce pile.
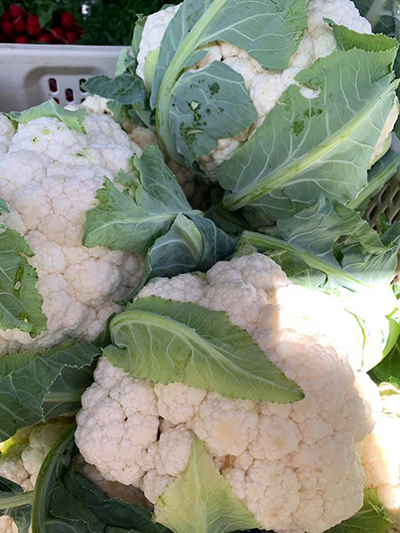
[0,3,83,44]
[1,0,400,532]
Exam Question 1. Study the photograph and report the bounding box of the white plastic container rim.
[0,43,124,112]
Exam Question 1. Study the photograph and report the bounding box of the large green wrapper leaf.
[83,145,200,254]
[221,38,398,220]
[155,436,260,533]
[326,489,393,532]
[32,427,170,533]
[0,341,100,441]
[153,0,307,159]
[104,296,304,403]
[242,197,400,290]
[6,99,87,134]
[169,61,258,164]
[0,228,47,337]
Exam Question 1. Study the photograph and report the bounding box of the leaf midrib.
[111,308,298,395]
[223,77,396,210]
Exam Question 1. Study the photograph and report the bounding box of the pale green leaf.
[6,100,87,134]
[326,489,392,533]
[155,436,260,533]
[104,296,304,403]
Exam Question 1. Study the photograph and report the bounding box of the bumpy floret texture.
[0,423,70,533]
[0,108,145,352]
[76,253,379,533]
[137,0,397,176]
[76,96,204,205]
[362,383,400,527]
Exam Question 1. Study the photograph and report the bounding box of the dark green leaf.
[132,213,235,296]
[32,428,170,533]
[83,75,147,105]
[0,477,33,533]
[169,62,258,164]
[0,228,47,337]
[0,341,100,441]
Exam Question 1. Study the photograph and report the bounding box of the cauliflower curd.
[0,103,145,352]
[136,0,398,175]
[76,253,380,533]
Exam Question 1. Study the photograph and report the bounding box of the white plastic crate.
[0,43,124,112]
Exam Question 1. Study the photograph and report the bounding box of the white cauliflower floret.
[0,109,145,352]
[75,357,159,486]
[76,253,378,533]
[362,383,400,527]
[136,4,180,80]
[137,0,396,176]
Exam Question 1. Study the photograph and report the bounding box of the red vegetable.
[36,32,52,44]
[60,11,74,30]
[2,19,14,36]
[50,26,64,43]
[14,17,26,34]
[9,4,25,21]
[65,30,77,44]
[1,11,10,22]
[15,35,29,43]
[70,23,83,38]
[26,14,41,37]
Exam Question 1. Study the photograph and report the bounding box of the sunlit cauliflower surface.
[0,107,145,352]
[76,253,378,533]
[362,382,400,528]
[136,0,396,176]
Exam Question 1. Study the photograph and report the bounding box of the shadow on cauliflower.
[76,253,380,533]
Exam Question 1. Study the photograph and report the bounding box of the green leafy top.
[6,99,87,134]
[241,196,400,291]
[83,145,235,298]
[104,296,303,403]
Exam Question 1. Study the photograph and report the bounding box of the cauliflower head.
[362,382,400,528]
[0,105,145,352]
[136,0,397,177]
[76,253,379,533]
